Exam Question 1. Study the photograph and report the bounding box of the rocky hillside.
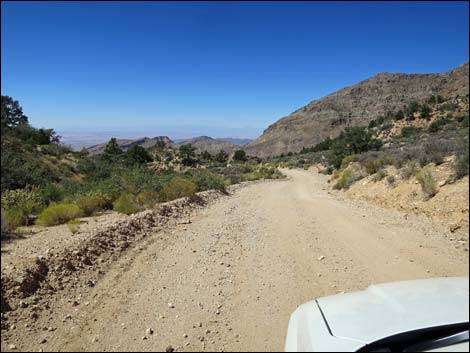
[174,136,239,154]
[85,136,173,155]
[245,62,469,157]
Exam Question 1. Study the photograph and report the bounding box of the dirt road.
[4,169,469,352]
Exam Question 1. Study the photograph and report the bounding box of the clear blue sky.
[1,1,469,139]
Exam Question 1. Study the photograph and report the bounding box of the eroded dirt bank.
[1,169,468,352]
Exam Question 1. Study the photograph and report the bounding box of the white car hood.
[316,277,469,344]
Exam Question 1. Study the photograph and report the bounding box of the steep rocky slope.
[245,62,469,157]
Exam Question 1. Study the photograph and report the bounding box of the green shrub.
[75,192,111,216]
[179,144,197,166]
[40,183,66,204]
[456,114,469,127]
[380,122,393,131]
[453,149,469,179]
[66,219,80,234]
[405,101,421,119]
[36,203,83,226]
[400,160,420,179]
[363,159,384,175]
[136,191,160,208]
[419,104,432,120]
[329,126,382,168]
[429,117,450,133]
[113,193,141,215]
[333,170,352,190]
[1,188,43,229]
[188,171,226,193]
[423,141,445,165]
[427,95,445,104]
[438,102,458,112]
[233,150,247,162]
[125,145,153,165]
[401,126,420,138]
[161,177,196,202]
[373,169,388,182]
[341,155,355,168]
[393,110,405,120]
[416,166,438,198]
[332,168,343,180]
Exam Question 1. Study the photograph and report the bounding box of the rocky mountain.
[174,136,240,154]
[85,136,173,155]
[245,62,469,157]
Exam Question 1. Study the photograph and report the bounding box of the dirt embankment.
[1,189,227,321]
[1,169,468,352]
[336,160,469,234]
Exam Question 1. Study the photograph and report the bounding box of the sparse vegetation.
[453,148,469,179]
[373,168,388,182]
[74,192,111,216]
[416,166,438,198]
[386,175,396,186]
[36,203,84,226]
[1,95,287,233]
[400,160,420,179]
[1,188,43,229]
[112,193,141,215]
[66,219,81,234]
[161,177,197,202]
[401,126,420,137]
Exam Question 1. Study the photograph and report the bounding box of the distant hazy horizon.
[58,125,260,150]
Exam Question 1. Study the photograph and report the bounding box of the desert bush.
[136,191,160,208]
[405,101,421,119]
[416,166,438,198]
[453,148,469,179]
[161,177,196,202]
[438,102,458,112]
[400,160,420,179]
[74,192,111,216]
[333,164,366,190]
[363,159,384,175]
[332,168,343,180]
[112,193,141,215]
[36,203,83,226]
[401,126,420,138]
[1,187,43,229]
[456,114,469,127]
[39,182,67,204]
[66,219,80,234]
[419,104,432,120]
[386,175,396,186]
[380,122,393,131]
[341,155,355,168]
[333,170,352,190]
[393,110,405,120]
[188,171,227,193]
[423,141,445,165]
[373,169,388,182]
[429,117,450,133]
[427,95,445,104]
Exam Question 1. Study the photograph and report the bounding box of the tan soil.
[1,169,468,352]
[344,161,469,232]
